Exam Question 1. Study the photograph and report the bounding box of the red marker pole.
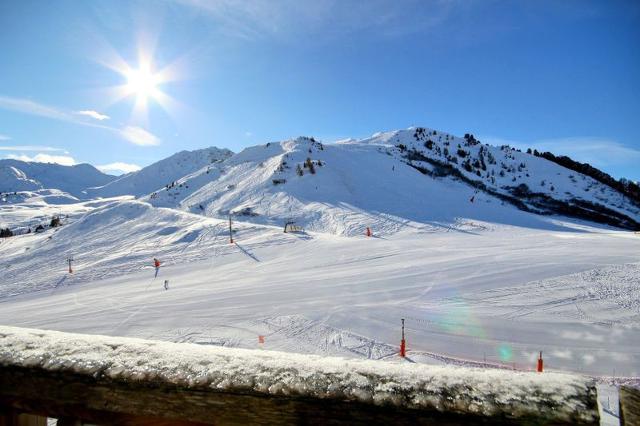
[366,227,371,237]
[400,318,406,358]
[537,351,543,372]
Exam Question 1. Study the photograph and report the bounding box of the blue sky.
[0,0,638,179]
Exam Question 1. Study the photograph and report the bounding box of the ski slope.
[1,199,638,382]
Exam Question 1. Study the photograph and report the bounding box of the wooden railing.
[0,326,602,425]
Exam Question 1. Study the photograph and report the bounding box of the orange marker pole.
[400,318,406,358]
[537,351,543,372]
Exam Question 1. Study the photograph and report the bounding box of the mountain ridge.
[86,146,234,198]
[142,129,640,233]
[0,159,115,198]
[2,128,638,231]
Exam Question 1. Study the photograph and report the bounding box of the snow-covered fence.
[0,326,599,425]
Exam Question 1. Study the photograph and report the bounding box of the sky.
[0,0,638,180]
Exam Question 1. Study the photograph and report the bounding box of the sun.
[124,65,161,102]
[96,42,183,123]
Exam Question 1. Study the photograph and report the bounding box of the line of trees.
[531,150,640,205]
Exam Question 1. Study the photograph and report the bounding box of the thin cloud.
[75,110,110,121]
[170,0,462,41]
[0,95,160,147]
[0,96,71,121]
[0,145,65,152]
[97,162,142,175]
[6,153,76,166]
[0,134,10,141]
[119,126,161,146]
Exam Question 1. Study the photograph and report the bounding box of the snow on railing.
[0,326,599,425]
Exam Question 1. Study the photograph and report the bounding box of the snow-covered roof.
[0,326,598,423]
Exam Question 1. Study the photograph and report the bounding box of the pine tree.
[305,158,316,174]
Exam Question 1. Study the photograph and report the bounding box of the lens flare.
[92,38,184,124]
[498,344,513,362]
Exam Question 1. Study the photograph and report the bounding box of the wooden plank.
[0,408,46,426]
[620,386,640,426]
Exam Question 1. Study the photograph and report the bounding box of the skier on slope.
[153,258,161,278]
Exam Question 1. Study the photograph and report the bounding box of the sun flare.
[97,41,183,122]
[124,66,161,102]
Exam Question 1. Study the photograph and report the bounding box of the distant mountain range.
[2,127,639,232]
[0,160,114,198]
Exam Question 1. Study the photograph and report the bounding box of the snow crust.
[0,325,597,422]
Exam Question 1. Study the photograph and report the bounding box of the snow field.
[1,200,638,382]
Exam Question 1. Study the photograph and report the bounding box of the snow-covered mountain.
[3,128,638,232]
[142,128,640,233]
[86,147,233,198]
[0,159,115,198]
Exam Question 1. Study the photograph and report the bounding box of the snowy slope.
[379,128,640,229]
[0,198,286,298]
[143,131,640,235]
[0,159,115,198]
[2,126,640,401]
[0,189,79,206]
[87,147,233,198]
[1,201,639,379]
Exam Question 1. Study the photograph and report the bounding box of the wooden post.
[67,257,73,274]
[228,216,233,244]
